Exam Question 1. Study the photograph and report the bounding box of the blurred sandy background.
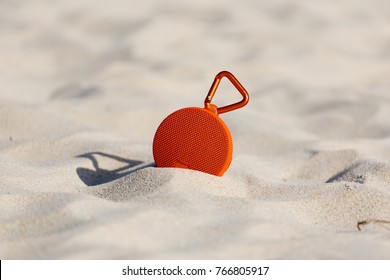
[1,0,390,259]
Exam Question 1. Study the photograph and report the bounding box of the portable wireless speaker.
[153,71,249,176]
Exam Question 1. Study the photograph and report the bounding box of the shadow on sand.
[76,152,154,186]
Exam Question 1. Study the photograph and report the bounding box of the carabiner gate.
[204,71,249,115]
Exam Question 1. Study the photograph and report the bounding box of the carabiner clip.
[204,71,249,115]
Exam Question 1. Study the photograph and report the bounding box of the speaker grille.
[153,107,232,176]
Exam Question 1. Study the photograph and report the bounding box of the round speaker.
[153,107,233,176]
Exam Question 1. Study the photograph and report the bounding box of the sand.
[1,0,390,259]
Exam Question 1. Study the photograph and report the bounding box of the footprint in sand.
[294,149,358,182]
[327,160,390,185]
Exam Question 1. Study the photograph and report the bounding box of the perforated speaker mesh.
[153,107,233,176]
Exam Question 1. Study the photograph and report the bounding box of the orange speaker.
[153,71,249,176]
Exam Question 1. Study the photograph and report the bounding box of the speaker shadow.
[76,152,154,186]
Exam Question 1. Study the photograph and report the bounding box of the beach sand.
[1,0,390,259]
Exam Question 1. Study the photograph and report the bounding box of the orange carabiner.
[204,71,249,114]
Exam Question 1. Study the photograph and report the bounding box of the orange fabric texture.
[153,107,233,176]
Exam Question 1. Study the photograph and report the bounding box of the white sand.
[1,0,390,259]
